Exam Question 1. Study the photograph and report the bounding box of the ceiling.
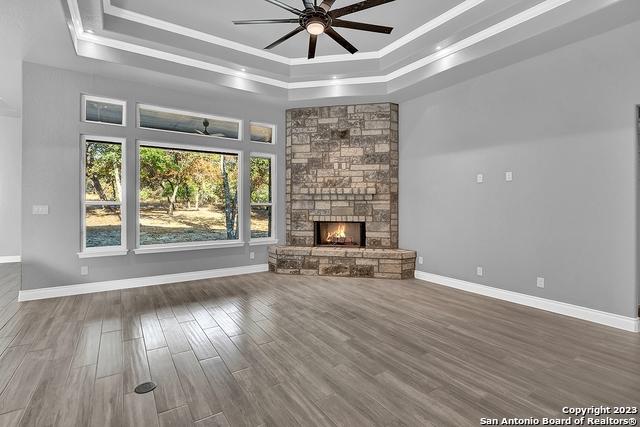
[108,0,455,59]
[1,0,640,110]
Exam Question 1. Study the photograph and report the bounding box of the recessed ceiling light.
[436,45,442,50]
[240,68,246,72]
[332,76,338,79]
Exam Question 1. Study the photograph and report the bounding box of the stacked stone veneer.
[270,102,416,280]
[268,246,416,279]
[285,103,399,248]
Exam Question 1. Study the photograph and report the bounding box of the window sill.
[82,119,126,128]
[249,239,278,246]
[77,249,129,259]
[133,241,245,254]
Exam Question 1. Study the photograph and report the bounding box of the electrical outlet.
[476,174,484,184]
[418,256,424,265]
[249,251,255,260]
[537,277,545,288]
[505,171,513,182]
[32,205,49,215]
[476,266,484,277]
[80,266,89,276]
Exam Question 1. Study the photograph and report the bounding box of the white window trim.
[249,152,277,244]
[249,121,276,145]
[133,241,246,255]
[78,248,129,259]
[136,103,243,142]
[81,94,127,127]
[249,239,278,246]
[136,140,245,253]
[78,135,128,258]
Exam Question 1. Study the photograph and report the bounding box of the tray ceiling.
[62,0,639,100]
[110,0,456,59]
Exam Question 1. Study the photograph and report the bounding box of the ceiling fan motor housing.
[300,9,332,32]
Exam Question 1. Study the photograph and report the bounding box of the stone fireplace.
[269,103,416,279]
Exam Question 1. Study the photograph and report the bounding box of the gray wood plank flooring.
[0,268,638,426]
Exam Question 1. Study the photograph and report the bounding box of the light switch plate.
[537,277,545,288]
[249,252,255,260]
[418,256,424,265]
[476,174,484,184]
[505,171,513,182]
[476,266,484,277]
[80,266,89,276]
[32,205,49,215]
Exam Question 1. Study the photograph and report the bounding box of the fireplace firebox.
[314,222,366,247]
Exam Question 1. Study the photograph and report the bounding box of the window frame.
[249,122,276,145]
[136,103,243,142]
[78,135,128,258]
[134,140,245,254]
[81,94,127,127]
[249,152,277,245]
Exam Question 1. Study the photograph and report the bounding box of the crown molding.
[68,0,577,91]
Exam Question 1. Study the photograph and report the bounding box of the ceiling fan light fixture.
[306,20,325,35]
[237,0,396,59]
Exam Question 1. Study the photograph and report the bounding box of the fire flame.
[326,224,346,241]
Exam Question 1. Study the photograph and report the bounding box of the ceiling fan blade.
[302,0,314,9]
[331,19,393,33]
[264,26,305,49]
[234,19,300,24]
[308,34,318,59]
[330,0,396,18]
[324,27,358,54]
[319,0,336,11]
[264,0,303,15]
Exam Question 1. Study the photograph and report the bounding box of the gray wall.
[20,20,640,317]
[0,116,21,257]
[400,21,640,317]
[22,63,284,291]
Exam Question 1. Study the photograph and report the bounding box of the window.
[136,142,242,252]
[137,104,241,141]
[82,95,126,126]
[250,154,275,241]
[80,136,127,257]
[250,122,275,144]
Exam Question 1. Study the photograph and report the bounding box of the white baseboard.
[18,264,269,302]
[0,256,21,264]
[414,271,639,333]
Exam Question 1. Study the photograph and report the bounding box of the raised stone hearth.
[268,246,416,279]
[272,102,416,279]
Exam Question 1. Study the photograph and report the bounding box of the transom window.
[82,95,126,126]
[137,104,241,141]
[250,122,276,144]
[137,142,241,251]
[250,153,275,240]
[80,135,127,255]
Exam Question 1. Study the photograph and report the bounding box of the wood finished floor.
[0,267,638,426]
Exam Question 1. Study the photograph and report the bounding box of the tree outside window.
[138,145,240,246]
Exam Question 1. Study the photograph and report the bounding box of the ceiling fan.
[233,0,396,59]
